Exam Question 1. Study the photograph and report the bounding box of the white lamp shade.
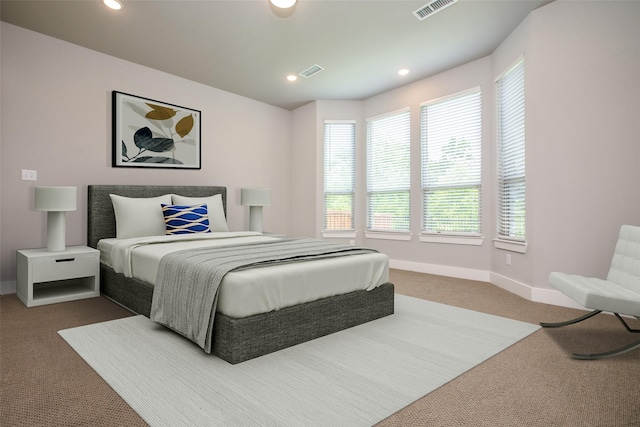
[270,0,296,8]
[35,186,77,212]
[241,188,271,207]
[34,186,77,251]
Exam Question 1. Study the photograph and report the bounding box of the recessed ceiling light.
[103,0,123,10]
[286,75,298,82]
[398,69,410,76]
[270,0,297,9]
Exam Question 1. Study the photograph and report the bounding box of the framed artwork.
[112,91,201,169]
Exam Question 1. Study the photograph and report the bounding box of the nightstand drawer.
[32,255,97,283]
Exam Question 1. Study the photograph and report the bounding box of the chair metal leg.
[614,313,640,333]
[572,338,640,360]
[542,310,640,359]
[540,309,602,328]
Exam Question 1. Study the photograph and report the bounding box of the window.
[421,88,482,235]
[366,109,411,233]
[496,58,525,242]
[323,121,355,231]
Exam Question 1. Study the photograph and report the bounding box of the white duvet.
[99,232,389,318]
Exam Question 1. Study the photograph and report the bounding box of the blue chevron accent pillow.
[161,204,211,235]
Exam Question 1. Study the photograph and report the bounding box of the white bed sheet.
[98,233,389,318]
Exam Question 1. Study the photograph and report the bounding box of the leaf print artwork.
[175,115,194,139]
[121,127,178,163]
[133,127,175,153]
[113,91,201,169]
[131,156,184,164]
[145,104,177,120]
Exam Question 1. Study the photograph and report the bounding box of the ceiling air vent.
[413,0,458,21]
[299,64,324,79]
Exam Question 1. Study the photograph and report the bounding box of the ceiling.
[0,0,551,110]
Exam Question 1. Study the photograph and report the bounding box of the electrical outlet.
[349,240,355,246]
[506,253,512,266]
[21,169,37,181]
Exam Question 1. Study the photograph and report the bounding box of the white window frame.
[495,56,527,253]
[322,120,356,238]
[365,108,412,240]
[420,87,483,246]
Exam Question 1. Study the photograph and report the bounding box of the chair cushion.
[550,272,640,317]
[607,224,640,293]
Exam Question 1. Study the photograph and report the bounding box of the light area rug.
[59,294,539,427]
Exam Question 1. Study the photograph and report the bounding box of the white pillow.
[110,194,172,239]
[171,194,229,232]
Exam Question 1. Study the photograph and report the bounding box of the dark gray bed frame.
[88,185,394,364]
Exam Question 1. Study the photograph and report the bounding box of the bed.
[88,185,394,364]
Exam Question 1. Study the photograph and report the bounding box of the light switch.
[21,169,37,181]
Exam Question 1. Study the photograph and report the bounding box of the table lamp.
[241,188,271,233]
[35,186,77,251]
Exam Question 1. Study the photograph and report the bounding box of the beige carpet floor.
[1,269,639,426]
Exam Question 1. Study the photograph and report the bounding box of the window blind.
[496,59,526,241]
[366,109,411,232]
[323,121,355,231]
[421,88,482,234]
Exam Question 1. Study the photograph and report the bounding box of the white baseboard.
[489,272,586,310]
[391,260,586,311]
[489,272,532,300]
[390,259,490,282]
[530,286,587,310]
[1,280,16,295]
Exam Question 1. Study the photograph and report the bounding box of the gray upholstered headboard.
[87,185,227,249]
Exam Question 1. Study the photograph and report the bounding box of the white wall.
[490,13,535,289]
[0,23,292,287]
[3,1,640,305]
[290,101,317,238]
[526,1,640,289]
[490,1,640,301]
[292,58,495,281]
[290,0,640,306]
[361,57,494,280]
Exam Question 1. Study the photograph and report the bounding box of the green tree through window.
[421,89,482,234]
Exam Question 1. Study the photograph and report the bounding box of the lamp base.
[46,211,67,252]
[248,206,264,233]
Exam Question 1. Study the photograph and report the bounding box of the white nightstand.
[16,246,100,307]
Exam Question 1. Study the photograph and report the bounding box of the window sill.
[322,230,357,239]
[365,231,412,241]
[419,233,483,246]
[493,238,528,253]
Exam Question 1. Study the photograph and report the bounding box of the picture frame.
[112,91,201,169]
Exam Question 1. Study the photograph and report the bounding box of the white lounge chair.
[541,224,640,360]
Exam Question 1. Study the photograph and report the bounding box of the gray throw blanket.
[150,238,377,353]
